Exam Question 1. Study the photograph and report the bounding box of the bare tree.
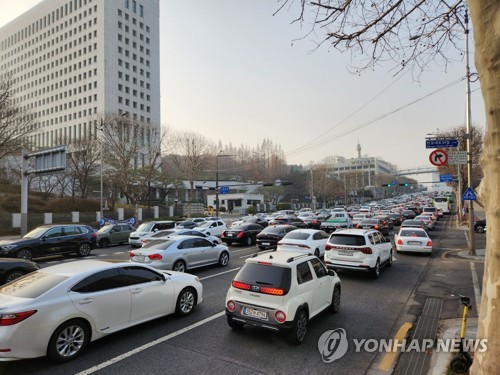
[0,72,35,162]
[278,1,498,372]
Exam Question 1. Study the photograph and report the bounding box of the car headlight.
[1,244,18,250]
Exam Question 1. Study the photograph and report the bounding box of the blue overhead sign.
[439,174,454,182]
[462,187,477,201]
[219,186,230,194]
[426,139,459,148]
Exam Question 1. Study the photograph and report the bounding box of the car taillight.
[226,300,236,312]
[237,232,244,238]
[258,261,272,266]
[359,247,372,255]
[374,225,379,230]
[92,233,97,238]
[0,310,37,326]
[129,252,135,257]
[148,253,162,260]
[232,280,251,290]
[427,241,433,247]
[397,239,403,245]
[260,287,284,296]
[221,231,226,237]
[325,243,334,250]
[275,311,286,323]
[356,224,361,228]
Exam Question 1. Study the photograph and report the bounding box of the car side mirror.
[328,269,336,277]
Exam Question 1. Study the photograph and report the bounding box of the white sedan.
[276,229,329,257]
[0,260,202,362]
[140,228,222,246]
[394,227,433,254]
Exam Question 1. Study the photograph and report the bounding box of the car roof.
[247,250,315,265]
[41,260,132,277]
[331,228,375,235]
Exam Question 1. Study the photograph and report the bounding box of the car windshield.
[261,226,286,234]
[329,234,367,246]
[23,227,49,239]
[136,223,154,232]
[361,219,378,225]
[236,263,291,294]
[400,230,427,237]
[283,232,310,240]
[0,272,68,298]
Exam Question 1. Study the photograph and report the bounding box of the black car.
[372,215,394,230]
[256,225,298,250]
[356,218,390,236]
[0,224,97,260]
[221,223,264,246]
[0,258,40,285]
[238,216,269,228]
[388,213,404,226]
[474,219,486,233]
[269,216,307,228]
[401,210,417,220]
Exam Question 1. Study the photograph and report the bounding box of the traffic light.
[381,183,391,187]
[399,183,409,186]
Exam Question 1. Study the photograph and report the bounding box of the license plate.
[226,233,233,237]
[134,255,145,262]
[262,242,270,246]
[408,241,421,245]
[363,226,371,229]
[242,307,268,320]
[338,250,353,256]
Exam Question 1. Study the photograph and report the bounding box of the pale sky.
[0,0,486,172]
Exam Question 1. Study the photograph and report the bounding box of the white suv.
[324,229,393,278]
[225,251,341,344]
[193,219,227,237]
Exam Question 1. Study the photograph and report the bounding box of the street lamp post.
[100,112,127,223]
[215,151,235,217]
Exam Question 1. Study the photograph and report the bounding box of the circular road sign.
[429,149,448,166]
[274,179,282,187]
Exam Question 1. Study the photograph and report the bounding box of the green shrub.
[247,206,255,214]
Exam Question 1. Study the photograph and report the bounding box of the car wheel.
[224,241,233,246]
[371,259,381,279]
[77,243,92,257]
[330,286,341,313]
[5,270,25,283]
[475,225,485,233]
[173,260,186,272]
[314,249,320,258]
[388,250,393,267]
[16,248,33,260]
[288,309,308,345]
[227,316,244,330]
[175,287,197,316]
[219,251,229,267]
[47,319,90,362]
[98,238,109,248]
[245,236,253,246]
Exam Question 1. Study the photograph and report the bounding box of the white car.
[140,228,222,246]
[226,251,341,344]
[193,219,227,237]
[324,229,393,278]
[394,227,433,254]
[277,229,329,258]
[130,235,230,272]
[0,260,202,362]
[128,221,176,247]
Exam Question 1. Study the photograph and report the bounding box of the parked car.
[394,227,433,254]
[140,229,222,246]
[356,218,390,236]
[255,225,298,250]
[0,224,97,260]
[130,235,230,272]
[269,216,307,228]
[0,260,202,362]
[96,223,135,248]
[221,223,264,246]
[474,219,486,233]
[324,229,393,278]
[175,220,199,229]
[230,216,268,228]
[225,251,341,344]
[0,258,40,285]
[128,221,176,248]
[193,219,228,237]
[277,229,329,258]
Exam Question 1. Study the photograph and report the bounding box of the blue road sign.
[219,186,230,194]
[391,180,398,186]
[426,139,459,148]
[462,187,477,201]
[439,174,454,182]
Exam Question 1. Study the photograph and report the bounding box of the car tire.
[371,259,381,279]
[330,286,341,313]
[245,236,253,246]
[173,260,186,272]
[47,319,90,362]
[224,241,233,246]
[475,225,485,233]
[314,249,320,258]
[388,250,393,267]
[5,270,25,283]
[288,309,308,345]
[98,238,109,248]
[16,248,33,260]
[227,316,244,330]
[77,243,92,257]
[219,251,229,267]
[175,287,197,316]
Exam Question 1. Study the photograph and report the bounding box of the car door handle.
[79,298,94,305]
[131,288,143,294]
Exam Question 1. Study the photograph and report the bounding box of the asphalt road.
[0,216,483,375]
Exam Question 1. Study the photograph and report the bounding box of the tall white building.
[0,0,160,151]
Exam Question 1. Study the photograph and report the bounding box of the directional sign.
[426,139,459,148]
[219,186,230,194]
[439,174,454,182]
[391,180,398,186]
[429,149,448,166]
[462,187,477,201]
[448,151,467,165]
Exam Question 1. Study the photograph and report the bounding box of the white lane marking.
[229,247,257,254]
[75,311,226,375]
[470,262,482,313]
[200,267,240,281]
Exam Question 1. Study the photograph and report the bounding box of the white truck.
[320,212,353,233]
